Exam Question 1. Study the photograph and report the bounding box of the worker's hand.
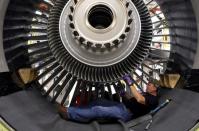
[123,74,135,86]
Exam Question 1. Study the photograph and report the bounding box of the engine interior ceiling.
[0,0,199,130]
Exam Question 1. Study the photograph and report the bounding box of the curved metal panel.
[192,0,199,69]
[0,0,9,72]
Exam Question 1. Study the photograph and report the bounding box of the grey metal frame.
[0,0,9,72]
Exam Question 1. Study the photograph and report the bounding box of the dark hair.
[148,78,160,88]
[147,81,160,97]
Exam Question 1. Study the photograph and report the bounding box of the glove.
[123,74,135,86]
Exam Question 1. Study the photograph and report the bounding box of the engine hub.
[48,0,152,82]
[59,0,141,67]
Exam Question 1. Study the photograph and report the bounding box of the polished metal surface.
[71,0,127,47]
[59,0,141,67]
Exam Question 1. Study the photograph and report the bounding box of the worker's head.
[146,82,157,95]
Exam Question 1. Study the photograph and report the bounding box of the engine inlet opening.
[88,5,114,30]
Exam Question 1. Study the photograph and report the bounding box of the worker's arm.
[130,84,146,105]
[123,75,146,104]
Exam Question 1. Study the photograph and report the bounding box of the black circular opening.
[88,5,113,29]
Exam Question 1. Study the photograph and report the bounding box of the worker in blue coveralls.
[58,75,158,122]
